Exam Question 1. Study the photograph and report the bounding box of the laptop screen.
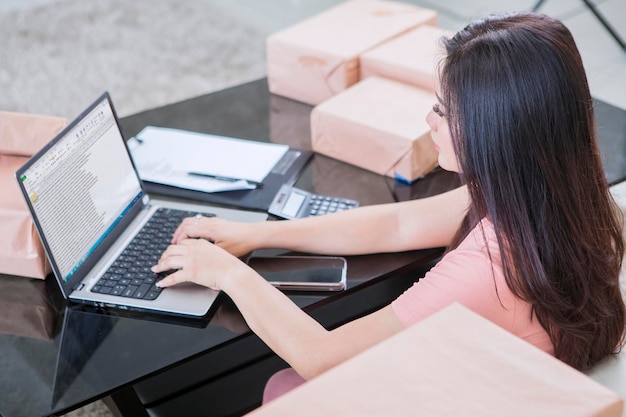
[18,95,142,283]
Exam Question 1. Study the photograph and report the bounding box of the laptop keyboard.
[91,207,216,301]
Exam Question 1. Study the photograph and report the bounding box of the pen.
[187,171,262,187]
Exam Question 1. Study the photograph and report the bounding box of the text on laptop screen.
[19,98,142,282]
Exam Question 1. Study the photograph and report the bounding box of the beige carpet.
[0,0,267,120]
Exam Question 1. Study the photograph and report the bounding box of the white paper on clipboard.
[128,126,289,193]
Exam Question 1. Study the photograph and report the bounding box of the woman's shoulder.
[436,219,501,286]
[440,217,501,271]
[461,218,498,248]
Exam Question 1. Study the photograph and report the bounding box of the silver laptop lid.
[15,92,146,297]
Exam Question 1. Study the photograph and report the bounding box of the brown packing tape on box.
[311,76,439,182]
[0,111,68,279]
[360,25,454,91]
[266,0,437,105]
[247,303,624,417]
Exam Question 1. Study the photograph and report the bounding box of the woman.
[153,11,625,392]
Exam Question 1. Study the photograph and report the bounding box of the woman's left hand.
[152,238,251,291]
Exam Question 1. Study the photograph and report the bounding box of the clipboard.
[141,148,313,211]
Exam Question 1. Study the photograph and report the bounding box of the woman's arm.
[155,186,468,379]
[153,240,405,380]
[228,274,404,380]
[173,185,469,256]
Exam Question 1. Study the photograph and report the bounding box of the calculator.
[268,184,360,220]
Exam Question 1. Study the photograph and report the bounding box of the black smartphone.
[246,256,347,291]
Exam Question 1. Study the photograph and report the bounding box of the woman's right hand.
[171,216,261,257]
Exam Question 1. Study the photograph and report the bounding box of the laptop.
[15,92,267,317]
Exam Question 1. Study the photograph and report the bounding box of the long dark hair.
[441,12,625,370]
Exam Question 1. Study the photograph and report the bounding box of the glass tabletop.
[1,78,623,416]
[0,79,461,417]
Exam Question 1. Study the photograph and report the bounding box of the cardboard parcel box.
[247,303,624,417]
[311,76,438,182]
[361,25,454,91]
[0,111,67,279]
[266,0,437,105]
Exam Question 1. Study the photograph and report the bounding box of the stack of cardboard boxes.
[0,112,67,279]
[266,0,451,182]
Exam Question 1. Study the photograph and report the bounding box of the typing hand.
[171,216,259,257]
[153,238,251,291]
